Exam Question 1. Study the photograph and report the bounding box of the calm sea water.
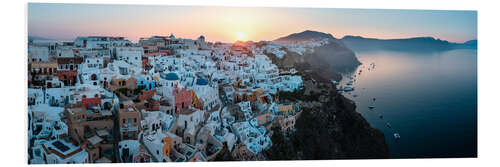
[339,49,477,158]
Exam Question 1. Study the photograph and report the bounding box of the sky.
[28,3,477,43]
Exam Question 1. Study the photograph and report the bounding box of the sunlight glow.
[236,32,246,41]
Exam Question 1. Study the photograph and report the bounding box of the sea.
[339,49,477,158]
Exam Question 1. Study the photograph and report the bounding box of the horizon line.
[28,33,476,44]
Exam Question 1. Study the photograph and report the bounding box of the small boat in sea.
[386,122,392,128]
[368,105,375,109]
[344,86,355,92]
[394,133,401,139]
[353,94,358,97]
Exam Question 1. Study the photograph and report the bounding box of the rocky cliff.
[264,78,389,160]
[263,38,389,159]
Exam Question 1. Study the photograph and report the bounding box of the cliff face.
[264,43,389,160]
[272,30,361,78]
[307,39,361,73]
[265,38,360,82]
[264,80,389,160]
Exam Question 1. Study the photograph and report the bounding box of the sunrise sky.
[28,3,477,43]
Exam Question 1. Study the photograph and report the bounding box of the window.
[134,118,137,123]
[122,119,126,124]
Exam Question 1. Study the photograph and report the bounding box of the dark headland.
[341,35,477,52]
[264,30,389,159]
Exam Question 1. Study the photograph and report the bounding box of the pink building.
[173,85,192,113]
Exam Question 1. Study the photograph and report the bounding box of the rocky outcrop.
[265,38,360,82]
[271,30,361,77]
[264,41,389,159]
[265,79,389,160]
[306,39,361,73]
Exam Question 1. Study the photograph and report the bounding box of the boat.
[394,133,401,139]
[346,80,353,85]
[343,86,354,92]
[386,122,392,128]
[353,94,358,97]
[368,105,375,109]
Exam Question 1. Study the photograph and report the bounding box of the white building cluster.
[28,34,306,163]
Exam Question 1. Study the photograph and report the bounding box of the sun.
[236,32,246,41]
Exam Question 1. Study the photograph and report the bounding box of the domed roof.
[196,78,208,86]
[164,72,179,80]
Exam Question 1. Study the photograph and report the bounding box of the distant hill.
[463,40,477,49]
[274,30,336,43]
[341,35,477,52]
[268,30,361,81]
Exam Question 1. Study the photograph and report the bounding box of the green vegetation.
[115,88,130,96]
[278,89,320,102]
[265,126,299,160]
[115,87,144,98]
